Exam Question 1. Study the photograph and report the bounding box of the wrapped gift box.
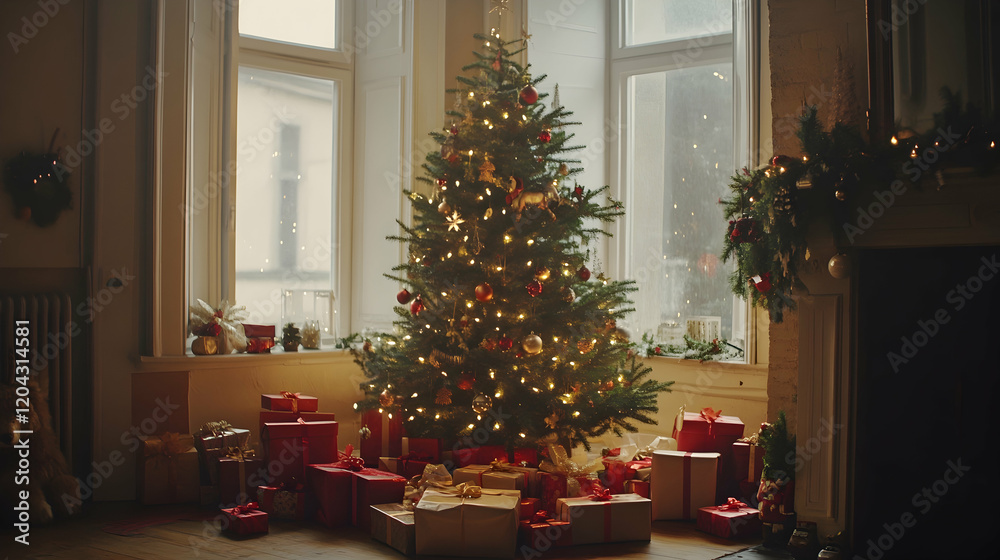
[512,447,539,467]
[451,444,509,468]
[624,480,649,498]
[538,472,599,513]
[379,456,429,480]
[672,407,744,454]
[194,427,250,484]
[257,485,307,520]
[309,463,407,531]
[520,497,540,518]
[519,514,573,548]
[732,442,764,485]
[222,503,268,536]
[697,502,762,539]
[261,420,338,485]
[243,324,275,338]
[261,392,318,413]
[246,337,275,353]
[453,464,537,496]
[600,459,628,494]
[218,453,264,506]
[137,434,200,505]
[259,411,336,436]
[627,459,652,481]
[402,437,442,462]
[415,488,521,558]
[651,450,720,520]
[360,409,403,467]
[555,493,652,545]
[371,503,416,556]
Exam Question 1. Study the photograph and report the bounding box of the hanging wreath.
[3,130,72,227]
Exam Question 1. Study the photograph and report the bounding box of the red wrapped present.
[555,491,652,544]
[512,447,539,467]
[600,459,628,494]
[378,456,429,480]
[697,498,761,539]
[671,406,744,453]
[520,497,540,518]
[650,450,720,520]
[218,448,264,506]
[246,337,275,354]
[360,409,403,467]
[261,419,338,486]
[519,510,573,548]
[309,449,407,531]
[452,444,508,468]
[261,392,318,413]
[732,442,764,484]
[259,410,336,437]
[242,324,275,338]
[401,437,442,463]
[222,502,268,535]
[137,433,200,505]
[257,483,307,520]
[624,480,649,498]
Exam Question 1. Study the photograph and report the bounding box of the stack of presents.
[136,398,778,554]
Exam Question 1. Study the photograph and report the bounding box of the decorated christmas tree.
[352,33,672,453]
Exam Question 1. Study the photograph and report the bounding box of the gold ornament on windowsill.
[301,321,321,349]
[192,336,219,355]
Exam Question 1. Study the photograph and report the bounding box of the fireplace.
[852,246,1000,559]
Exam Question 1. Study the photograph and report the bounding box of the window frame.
[607,0,761,363]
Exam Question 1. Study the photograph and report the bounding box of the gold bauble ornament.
[558,163,569,176]
[835,190,846,201]
[522,333,543,354]
[828,252,851,279]
[438,201,452,215]
[577,338,595,353]
[379,390,394,407]
[471,393,493,414]
[535,267,551,281]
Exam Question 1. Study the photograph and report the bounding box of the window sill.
[138,348,358,371]
[642,354,768,374]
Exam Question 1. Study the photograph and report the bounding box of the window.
[185,0,351,346]
[612,0,755,357]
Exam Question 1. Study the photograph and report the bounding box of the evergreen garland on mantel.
[722,95,998,323]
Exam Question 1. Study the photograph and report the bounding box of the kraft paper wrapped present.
[193,422,251,484]
[217,449,264,506]
[651,450,720,520]
[360,408,403,467]
[261,392,318,413]
[137,433,200,505]
[697,499,761,539]
[261,419,338,486]
[415,486,521,558]
[371,503,416,556]
[452,463,537,496]
[222,502,268,535]
[555,491,652,545]
[256,484,307,520]
[309,452,407,531]
[259,411,336,437]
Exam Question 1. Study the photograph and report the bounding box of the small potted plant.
[282,322,301,352]
[757,410,797,548]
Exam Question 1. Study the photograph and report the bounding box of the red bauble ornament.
[437,178,447,186]
[450,124,458,135]
[498,336,514,351]
[578,266,591,281]
[749,272,773,294]
[396,289,412,304]
[538,130,551,143]
[519,85,539,105]
[526,280,543,297]
[573,185,584,203]
[457,373,475,391]
[729,217,762,244]
[475,282,494,302]
[601,380,614,391]
[410,296,424,315]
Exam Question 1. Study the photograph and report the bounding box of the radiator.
[1,293,74,465]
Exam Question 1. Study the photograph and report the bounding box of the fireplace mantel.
[793,170,1000,539]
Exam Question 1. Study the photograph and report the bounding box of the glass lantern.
[281,289,337,348]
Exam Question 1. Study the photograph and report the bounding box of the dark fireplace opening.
[854,246,1000,559]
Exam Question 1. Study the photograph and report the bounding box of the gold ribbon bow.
[538,444,600,497]
[280,391,302,413]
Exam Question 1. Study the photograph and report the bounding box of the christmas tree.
[352,33,672,453]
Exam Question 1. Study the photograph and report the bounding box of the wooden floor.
[2,502,760,560]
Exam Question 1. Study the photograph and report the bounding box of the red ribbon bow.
[232,501,260,515]
[717,497,748,511]
[700,407,722,423]
[338,444,365,471]
[589,484,612,502]
[602,448,621,458]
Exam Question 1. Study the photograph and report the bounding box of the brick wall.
[766,0,867,430]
